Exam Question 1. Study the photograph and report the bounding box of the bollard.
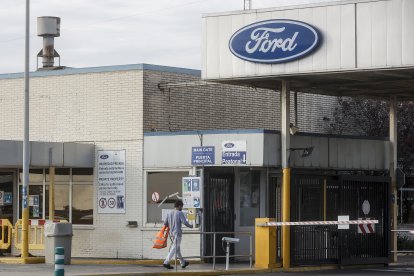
[55,247,65,276]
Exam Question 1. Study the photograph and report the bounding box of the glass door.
[234,168,266,259]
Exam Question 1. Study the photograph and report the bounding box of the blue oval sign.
[229,19,321,64]
[224,143,235,148]
[100,154,109,159]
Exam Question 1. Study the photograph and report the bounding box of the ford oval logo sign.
[100,154,109,159]
[224,143,235,148]
[229,19,321,64]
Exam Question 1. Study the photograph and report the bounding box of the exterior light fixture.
[289,123,299,135]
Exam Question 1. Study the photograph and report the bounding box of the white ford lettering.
[245,27,298,54]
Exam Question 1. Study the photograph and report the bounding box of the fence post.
[213,233,216,270]
[55,247,64,276]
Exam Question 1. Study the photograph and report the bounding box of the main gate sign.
[229,20,320,64]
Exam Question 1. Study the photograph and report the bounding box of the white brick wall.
[0,69,145,258]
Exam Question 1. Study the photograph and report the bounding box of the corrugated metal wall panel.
[386,0,402,66]
[203,0,414,80]
[402,0,414,64]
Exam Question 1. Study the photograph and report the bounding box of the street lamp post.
[21,0,30,259]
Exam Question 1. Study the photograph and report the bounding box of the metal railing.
[172,231,253,272]
[391,229,414,254]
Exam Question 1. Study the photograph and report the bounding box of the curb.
[67,268,272,276]
[0,257,45,264]
[71,259,203,265]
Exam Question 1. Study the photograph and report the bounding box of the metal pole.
[49,167,55,220]
[249,234,252,268]
[225,242,230,270]
[389,96,398,262]
[400,190,403,224]
[213,233,216,270]
[21,0,30,259]
[281,81,291,269]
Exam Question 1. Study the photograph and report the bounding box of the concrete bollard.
[55,247,65,276]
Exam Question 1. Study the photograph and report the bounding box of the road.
[239,265,414,276]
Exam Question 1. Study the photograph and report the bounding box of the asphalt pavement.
[1,256,414,276]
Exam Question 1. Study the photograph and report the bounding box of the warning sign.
[152,192,160,202]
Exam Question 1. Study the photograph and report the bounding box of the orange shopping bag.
[153,225,169,249]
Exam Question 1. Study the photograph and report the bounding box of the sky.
[0,0,338,74]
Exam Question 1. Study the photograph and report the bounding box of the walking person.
[163,200,193,269]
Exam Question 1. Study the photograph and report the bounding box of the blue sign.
[192,146,215,165]
[4,192,12,204]
[229,19,321,64]
[222,151,247,165]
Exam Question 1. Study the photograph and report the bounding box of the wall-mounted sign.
[98,150,126,214]
[182,177,202,209]
[229,19,321,64]
[222,141,247,165]
[4,192,12,205]
[29,195,39,207]
[191,146,215,165]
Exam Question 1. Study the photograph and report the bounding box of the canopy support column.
[389,97,398,262]
[281,80,291,269]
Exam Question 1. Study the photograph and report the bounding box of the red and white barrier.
[357,218,375,234]
[29,219,64,226]
[257,219,378,227]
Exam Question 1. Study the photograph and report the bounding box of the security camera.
[222,237,240,243]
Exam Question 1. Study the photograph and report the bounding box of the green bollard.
[55,247,65,276]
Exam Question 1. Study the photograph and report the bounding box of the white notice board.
[182,177,202,209]
[98,150,126,214]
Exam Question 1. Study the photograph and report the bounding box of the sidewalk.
[0,262,268,276]
[1,256,414,276]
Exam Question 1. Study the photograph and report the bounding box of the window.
[19,168,93,225]
[72,168,93,225]
[146,171,189,223]
[45,168,70,221]
[19,169,44,219]
[239,170,260,226]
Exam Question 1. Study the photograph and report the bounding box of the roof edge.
[0,63,200,80]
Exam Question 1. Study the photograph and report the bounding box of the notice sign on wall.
[182,177,202,209]
[98,150,126,214]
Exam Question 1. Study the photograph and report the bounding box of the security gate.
[203,168,235,263]
[291,173,390,266]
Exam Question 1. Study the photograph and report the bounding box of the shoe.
[181,261,189,268]
[163,263,174,269]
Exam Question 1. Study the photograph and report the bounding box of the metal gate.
[291,173,390,266]
[203,168,235,263]
[339,175,390,265]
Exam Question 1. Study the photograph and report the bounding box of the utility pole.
[21,0,30,259]
[244,0,252,10]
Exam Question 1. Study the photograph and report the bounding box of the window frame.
[143,168,192,228]
[18,168,94,226]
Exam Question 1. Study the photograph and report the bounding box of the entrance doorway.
[290,172,390,266]
[234,168,266,259]
[203,168,234,262]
